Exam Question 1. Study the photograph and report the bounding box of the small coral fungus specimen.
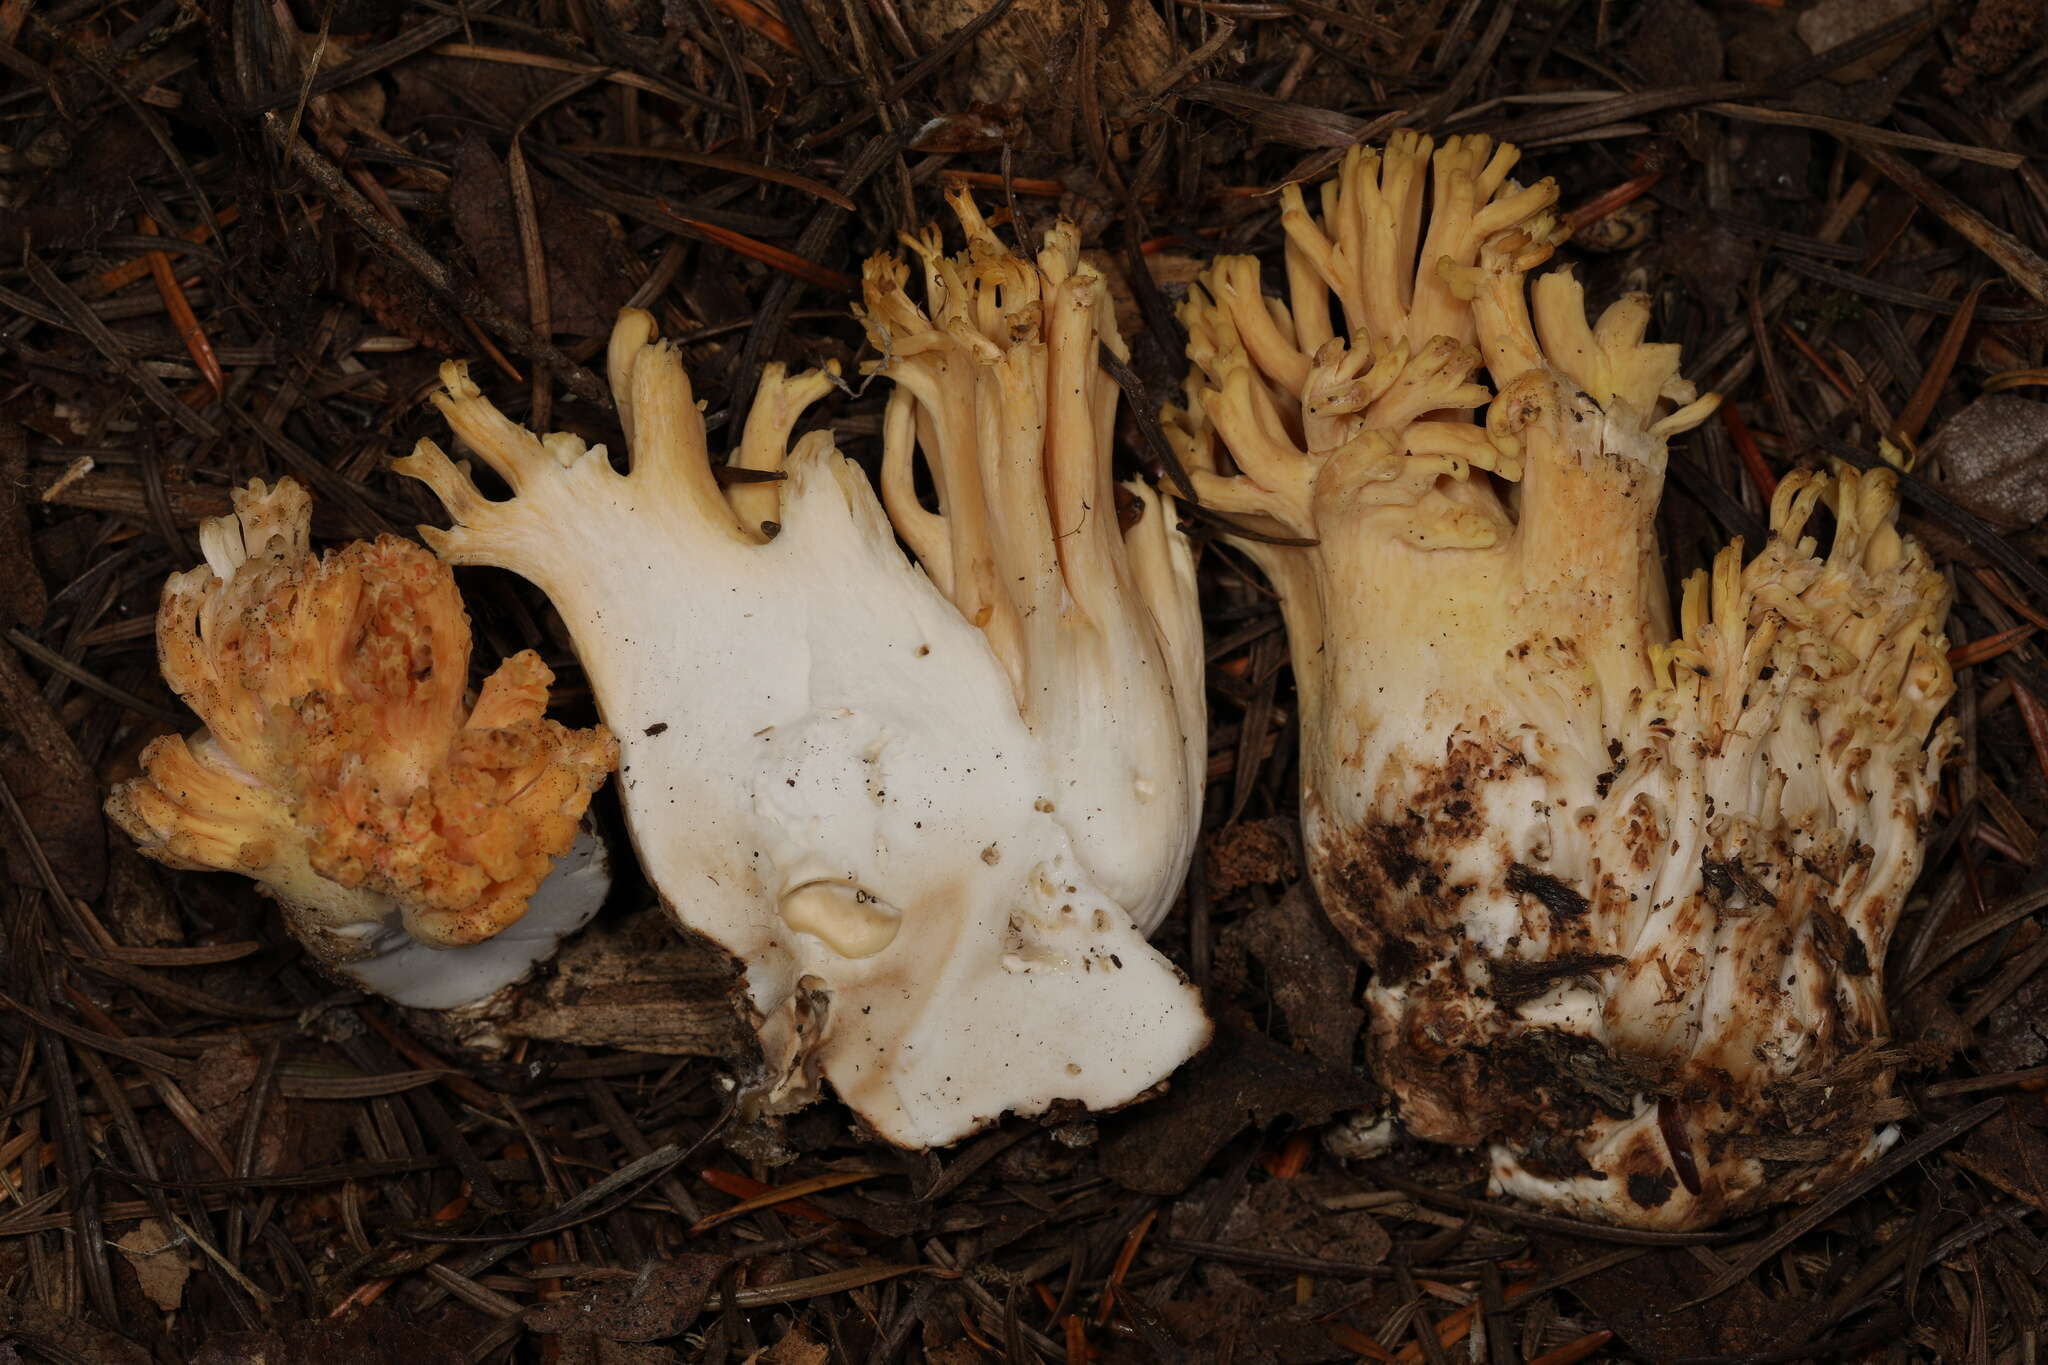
[399,194,1208,1148]
[1166,132,1957,1227]
[109,479,617,1008]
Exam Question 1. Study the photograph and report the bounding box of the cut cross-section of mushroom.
[399,200,1210,1147]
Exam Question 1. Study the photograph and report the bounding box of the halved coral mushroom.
[108,478,618,1009]
[1166,132,1957,1227]
[397,196,1209,1148]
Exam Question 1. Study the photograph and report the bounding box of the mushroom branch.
[399,195,1209,1148]
[857,187,1207,935]
[1165,132,1957,1227]
[108,478,618,1010]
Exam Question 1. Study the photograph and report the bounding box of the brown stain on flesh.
[1315,735,1518,982]
[1307,714,1916,1227]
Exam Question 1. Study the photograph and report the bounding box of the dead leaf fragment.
[0,1300,151,1365]
[1795,0,1922,82]
[1100,1022,1374,1196]
[104,845,185,948]
[1924,394,2048,528]
[1980,968,2048,1074]
[1625,0,1723,87]
[1154,1271,1340,1364]
[1239,886,1363,1070]
[0,120,159,261]
[116,1219,195,1312]
[187,1035,262,1111]
[1215,1168,1391,1268]
[524,1256,724,1341]
[448,134,634,339]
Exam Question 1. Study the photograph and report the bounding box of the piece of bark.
[501,908,744,1054]
[33,464,236,525]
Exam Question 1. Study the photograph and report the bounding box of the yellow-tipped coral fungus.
[398,195,1208,1148]
[1166,132,1957,1227]
[108,478,618,1008]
